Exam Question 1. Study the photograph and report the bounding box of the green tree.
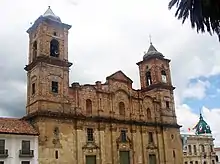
[168,0,220,41]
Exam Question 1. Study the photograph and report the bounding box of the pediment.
[82,142,99,150]
[106,70,133,84]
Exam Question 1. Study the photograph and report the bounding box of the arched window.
[33,41,37,60]
[173,150,175,158]
[201,144,205,152]
[204,162,207,164]
[50,39,59,57]
[161,70,167,83]
[147,108,151,120]
[119,102,125,116]
[146,71,152,86]
[86,99,92,114]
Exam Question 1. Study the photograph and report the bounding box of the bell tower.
[137,43,183,164]
[137,43,176,119]
[137,42,173,90]
[25,6,72,114]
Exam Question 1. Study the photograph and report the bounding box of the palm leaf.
[168,0,220,41]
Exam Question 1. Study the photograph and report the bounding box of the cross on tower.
[149,35,152,44]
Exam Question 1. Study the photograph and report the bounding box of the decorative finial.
[48,6,51,8]
[149,34,152,45]
[199,110,203,120]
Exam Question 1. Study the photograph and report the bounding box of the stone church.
[22,6,183,164]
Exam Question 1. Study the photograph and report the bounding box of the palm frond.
[168,0,220,41]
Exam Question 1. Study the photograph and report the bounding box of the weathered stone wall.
[35,117,179,164]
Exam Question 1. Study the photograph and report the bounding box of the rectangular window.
[55,150,58,159]
[195,161,198,164]
[86,155,96,164]
[188,145,192,153]
[0,140,5,154]
[148,132,153,143]
[52,81,58,93]
[0,161,4,164]
[166,101,169,108]
[87,128,94,142]
[121,130,127,142]
[210,145,213,152]
[21,162,30,164]
[21,140,30,154]
[193,145,197,154]
[185,162,188,164]
[190,162,193,164]
[212,160,215,164]
[120,151,130,164]
[149,154,156,164]
[32,83,35,95]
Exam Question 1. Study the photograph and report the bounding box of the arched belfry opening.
[119,102,125,116]
[86,99,92,114]
[146,71,152,86]
[147,108,151,120]
[50,39,59,57]
[33,41,37,60]
[161,70,167,83]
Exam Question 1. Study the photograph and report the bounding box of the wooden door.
[86,155,96,164]
[119,151,130,164]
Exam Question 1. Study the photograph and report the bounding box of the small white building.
[0,117,38,164]
[181,114,217,164]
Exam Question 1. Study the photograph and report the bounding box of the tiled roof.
[215,147,220,151]
[0,117,38,135]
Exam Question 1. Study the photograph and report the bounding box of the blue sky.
[184,75,220,113]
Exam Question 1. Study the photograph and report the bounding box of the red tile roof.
[0,117,38,135]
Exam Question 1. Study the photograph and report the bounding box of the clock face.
[162,75,167,83]
[54,50,59,55]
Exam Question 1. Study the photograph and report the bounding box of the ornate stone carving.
[116,133,132,149]
[130,125,137,133]
[97,123,106,131]
[76,121,84,130]
[82,142,99,154]
[146,143,157,150]
[110,124,117,132]
[39,135,48,145]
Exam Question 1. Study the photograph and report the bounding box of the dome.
[193,113,212,135]
[43,6,62,23]
[143,43,164,60]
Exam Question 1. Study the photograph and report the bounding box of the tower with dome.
[193,114,212,135]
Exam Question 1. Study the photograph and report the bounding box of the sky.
[1,0,220,146]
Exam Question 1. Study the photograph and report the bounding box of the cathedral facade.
[23,7,183,164]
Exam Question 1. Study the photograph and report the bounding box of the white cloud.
[182,80,210,100]
[1,0,220,147]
